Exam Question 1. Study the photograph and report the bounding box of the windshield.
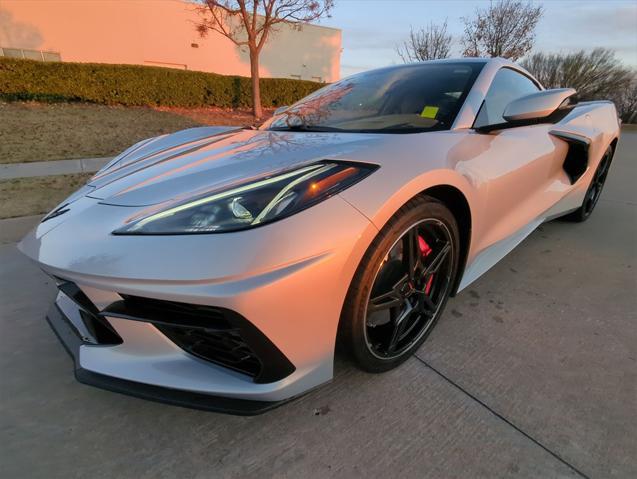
[262,62,485,133]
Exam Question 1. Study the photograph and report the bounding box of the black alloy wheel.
[364,218,453,359]
[339,196,459,372]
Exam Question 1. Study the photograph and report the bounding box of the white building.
[0,0,342,83]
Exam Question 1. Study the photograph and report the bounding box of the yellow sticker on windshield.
[420,106,439,119]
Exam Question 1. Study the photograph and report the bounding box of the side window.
[474,68,540,128]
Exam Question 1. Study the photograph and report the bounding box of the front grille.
[109,295,232,330]
[156,325,262,378]
[101,295,295,383]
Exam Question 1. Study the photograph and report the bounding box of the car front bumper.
[19,193,378,412]
[46,299,287,415]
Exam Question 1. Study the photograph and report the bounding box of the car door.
[468,67,567,257]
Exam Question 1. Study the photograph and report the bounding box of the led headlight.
[114,161,377,234]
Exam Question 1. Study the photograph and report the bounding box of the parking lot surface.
[1,133,635,479]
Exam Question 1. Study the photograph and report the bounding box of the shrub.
[0,58,324,108]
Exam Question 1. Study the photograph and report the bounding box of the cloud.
[341,27,405,52]
[535,2,637,66]
[331,0,637,78]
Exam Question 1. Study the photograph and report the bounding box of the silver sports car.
[19,58,620,414]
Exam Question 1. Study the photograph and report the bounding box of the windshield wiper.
[268,124,346,133]
[268,124,439,134]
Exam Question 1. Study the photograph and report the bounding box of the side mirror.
[503,88,577,123]
[274,105,289,116]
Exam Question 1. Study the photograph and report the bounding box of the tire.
[562,145,614,222]
[338,195,460,373]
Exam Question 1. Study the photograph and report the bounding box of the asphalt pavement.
[1,132,635,479]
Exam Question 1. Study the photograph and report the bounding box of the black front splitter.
[46,303,287,416]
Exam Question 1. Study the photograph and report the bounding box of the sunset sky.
[320,0,637,77]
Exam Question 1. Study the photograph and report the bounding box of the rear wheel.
[339,196,459,372]
[563,145,613,222]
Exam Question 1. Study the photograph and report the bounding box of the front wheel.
[563,145,613,222]
[339,196,459,372]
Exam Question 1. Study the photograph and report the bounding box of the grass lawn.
[0,173,93,219]
[0,102,271,164]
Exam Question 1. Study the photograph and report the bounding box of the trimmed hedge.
[0,58,324,108]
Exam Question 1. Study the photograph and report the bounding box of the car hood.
[86,126,386,207]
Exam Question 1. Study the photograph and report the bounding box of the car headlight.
[113,161,377,234]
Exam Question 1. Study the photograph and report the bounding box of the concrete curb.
[0,157,113,180]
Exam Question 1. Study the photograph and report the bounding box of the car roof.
[350,57,522,78]
[417,57,534,80]
[408,57,515,66]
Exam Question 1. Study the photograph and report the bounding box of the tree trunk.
[249,48,263,119]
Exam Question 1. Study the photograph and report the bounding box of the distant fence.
[0,47,61,62]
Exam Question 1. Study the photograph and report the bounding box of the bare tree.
[461,0,543,61]
[615,77,637,124]
[521,49,633,98]
[521,48,636,122]
[396,21,452,63]
[197,0,333,118]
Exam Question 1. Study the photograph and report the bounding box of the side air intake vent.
[550,130,590,184]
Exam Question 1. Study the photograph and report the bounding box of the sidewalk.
[0,157,113,180]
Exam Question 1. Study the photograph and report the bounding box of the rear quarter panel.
[546,101,621,214]
[339,101,620,290]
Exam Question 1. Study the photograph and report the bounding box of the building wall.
[0,0,341,82]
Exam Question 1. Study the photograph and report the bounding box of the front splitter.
[45,303,289,415]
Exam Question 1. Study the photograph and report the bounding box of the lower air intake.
[156,325,262,378]
[101,295,295,383]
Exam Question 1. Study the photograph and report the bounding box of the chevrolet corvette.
[19,58,620,414]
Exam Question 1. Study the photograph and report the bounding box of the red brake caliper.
[418,235,434,295]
